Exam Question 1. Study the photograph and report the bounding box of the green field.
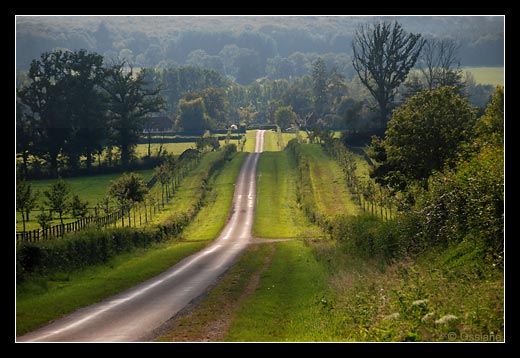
[135,139,241,158]
[16,169,154,231]
[254,152,321,238]
[464,66,504,86]
[135,142,196,157]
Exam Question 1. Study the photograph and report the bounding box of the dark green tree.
[108,172,149,227]
[371,86,476,190]
[70,194,89,219]
[352,21,425,128]
[16,179,39,233]
[186,87,228,128]
[65,50,108,171]
[274,105,297,130]
[312,58,328,118]
[103,63,165,167]
[36,206,53,231]
[16,99,37,179]
[17,50,74,177]
[178,97,210,132]
[43,178,71,225]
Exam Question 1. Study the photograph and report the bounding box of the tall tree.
[65,50,108,171]
[17,50,74,177]
[352,21,425,128]
[274,105,297,130]
[70,194,89,219]
[103,63,164,167]
[312,58,328,119]
[178,97,210,132]
[186,87,228,128]
[420,38,464,92]
[16,99,36,179]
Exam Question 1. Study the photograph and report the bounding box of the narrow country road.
[17,130,266,342]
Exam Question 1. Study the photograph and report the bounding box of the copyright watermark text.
[445,331,503,342]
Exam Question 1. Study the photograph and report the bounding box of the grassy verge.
[225,240,335,342]
[16,241,206,336]
[147,151,225,225]
[254,152,321,238]
[243,130,257,153]
[261,130,281,152]
[180,153,246,241]
[297,144,360,219]
[156,243,274,342]
[309,239,504,341]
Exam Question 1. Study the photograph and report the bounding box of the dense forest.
[16,16,503,78]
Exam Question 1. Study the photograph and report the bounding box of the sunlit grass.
[180,153,246,241]
[225,240,335,341]
[254,151,321,238]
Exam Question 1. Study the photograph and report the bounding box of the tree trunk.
[161,185,165,207]
[22,152,29,179]
[121,143,129,168]
[147,130,152,159]
[50,154,59,178]
[21,211,26,233]
[86,151,93,173]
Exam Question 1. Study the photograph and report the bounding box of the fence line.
[16,153,201,243]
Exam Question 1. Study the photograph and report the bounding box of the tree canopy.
[370,86,476,190]
[352,21,425,128]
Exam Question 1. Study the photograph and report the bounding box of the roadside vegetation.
[16,145,244,335]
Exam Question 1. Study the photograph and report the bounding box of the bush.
[16,227,163,282]
[331,214,400,260]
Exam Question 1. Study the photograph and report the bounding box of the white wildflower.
[421,312,435,322]
[435,315,458,324]
[383,312,400,320]
[412,299,429,307]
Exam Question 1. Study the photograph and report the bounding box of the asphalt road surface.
[18,130,266,342]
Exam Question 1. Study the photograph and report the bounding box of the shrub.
[16,227,163,282]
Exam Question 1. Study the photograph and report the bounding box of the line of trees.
[16,21,499,182]
[17,49,164,179]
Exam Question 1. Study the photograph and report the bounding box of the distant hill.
[16,16,504,83]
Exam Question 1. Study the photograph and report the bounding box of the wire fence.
[16,152,201,243]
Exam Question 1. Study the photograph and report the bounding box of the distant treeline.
[16,16,504,84]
